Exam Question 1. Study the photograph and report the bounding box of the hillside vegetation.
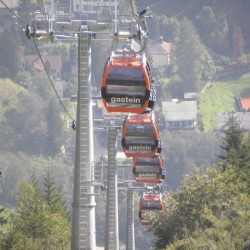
[199,72,250,131]
[0,79,27,119]
[149,117,250,249]
[0,0,250,249]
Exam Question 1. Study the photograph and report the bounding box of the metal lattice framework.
[71,25,96,250]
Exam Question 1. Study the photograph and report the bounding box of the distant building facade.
[73,0,116,20]
[162,99,198,130]
[147,37,171,68]
[217,112,250,131]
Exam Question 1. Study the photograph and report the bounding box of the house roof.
[162,100,198,121]
[217,112,250,130]
[147,38,171,54]
[24,55,62,71]
[240,97,250,111]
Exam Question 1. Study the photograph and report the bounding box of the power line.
[32,38,75,121]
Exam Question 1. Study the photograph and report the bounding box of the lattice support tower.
[72,25,96,250]
[105,122,119,250]
[126,187,135,250]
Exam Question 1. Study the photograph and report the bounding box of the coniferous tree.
[13,182,50,246]
[42,165,69,217]
[218,114,245,167]
[0,181,70,249]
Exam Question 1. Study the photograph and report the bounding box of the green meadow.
[199,72,250,131]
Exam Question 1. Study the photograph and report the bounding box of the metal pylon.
[71,25,96,250]
[126,188,135,250]
[105,122,119,250]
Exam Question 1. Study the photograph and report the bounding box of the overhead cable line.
[32,38,75,121]
[0,0,75,123]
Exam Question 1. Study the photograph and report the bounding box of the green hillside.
[0,78,28,121]
[199,72,250,132]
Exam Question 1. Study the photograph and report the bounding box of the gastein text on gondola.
[110,97,141,104]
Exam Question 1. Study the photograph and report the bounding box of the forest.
[0,0,250,249]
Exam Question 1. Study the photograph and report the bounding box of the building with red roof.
[240,97,250,111]
[147,37,171,67]
[24,54,62,75]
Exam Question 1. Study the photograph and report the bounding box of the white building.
[147,37,171,67]
[73,0,116,20]
[162,99,198,130]
[217,112,250,131]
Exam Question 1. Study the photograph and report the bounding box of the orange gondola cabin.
[133,155,164,183]
[139,192,164,211]
[121,112,162,158]
[101,52,156,113]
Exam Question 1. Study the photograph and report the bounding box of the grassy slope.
[199,72,250,132]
